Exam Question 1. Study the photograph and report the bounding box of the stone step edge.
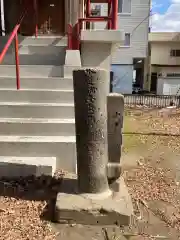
[0,118,75,124]
[0,89,74,93]
[0,135,76,143]
[0,156,57,177]
[0,77,72,80]
[0,102,74,106]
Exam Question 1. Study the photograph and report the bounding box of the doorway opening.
[4,0,65,36]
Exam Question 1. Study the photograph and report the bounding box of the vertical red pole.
[112,0,118,29]
[107,0,111,29]
[33,0,38,37]
[108,19,112,29]
[75,21,80,50]
[14,33,20,90]
[87,0,91,17]
[67,24,73,49]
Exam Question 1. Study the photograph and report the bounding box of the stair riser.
[0,105,74,118]
[0,91,74,103]
[0,66,63,77]
[2,54,65,66]
[0,157,56,177]
[0,141,76,173]
[0,122,75,136]
[0,36,67,47]
[0,44,66,53]
[0,78,73,90]
[2,45,66,65]
[19,45,66,54]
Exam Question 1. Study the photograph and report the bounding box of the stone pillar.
[73,68,110,194]
[107,93,124,191]
[56,69,133,226]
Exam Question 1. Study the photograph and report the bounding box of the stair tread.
[0,64,62,67]
[0,76,72,79]
[0,118,75,123]
[0,135,76,142]
[0,89,73,92]
[0,102,74,106]
[0,156,56,161]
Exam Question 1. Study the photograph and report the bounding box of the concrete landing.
[55,174,133,226]
[0,136,76,173]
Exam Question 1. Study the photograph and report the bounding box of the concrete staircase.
[0,36,76,177]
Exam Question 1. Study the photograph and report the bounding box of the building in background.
[92,0,150,94]
[147,32,180,95]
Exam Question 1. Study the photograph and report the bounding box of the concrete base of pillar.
[55,173,133,226]
[63,50,81,77]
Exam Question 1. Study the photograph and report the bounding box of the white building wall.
[92,0,150,64]
[151,42,180,65]
[91,0,150,94]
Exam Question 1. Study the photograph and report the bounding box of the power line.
[113,10,155,87]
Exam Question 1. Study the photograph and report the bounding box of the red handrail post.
[14,33,20,90]
[112,0,118,29]
[67,24,73,50]
[87,0,91,17]
[107,0,112,29]
[74,21,80,50]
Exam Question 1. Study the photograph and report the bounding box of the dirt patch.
[121,108,180,239]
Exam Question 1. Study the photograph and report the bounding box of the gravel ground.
[0,173,64,240]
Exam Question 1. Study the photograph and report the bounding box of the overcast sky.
[151,0,180,32]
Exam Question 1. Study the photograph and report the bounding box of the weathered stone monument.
[107,93,124,192]
[55,68,133,226]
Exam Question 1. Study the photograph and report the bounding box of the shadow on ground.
[0,173,66,222]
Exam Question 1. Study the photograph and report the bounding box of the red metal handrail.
[0,6,33,90]
[67,0,118,50]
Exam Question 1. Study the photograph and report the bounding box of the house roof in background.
[149,32,180,42]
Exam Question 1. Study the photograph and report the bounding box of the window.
[167,73,180,77]
[118,0,131,13]
[91,5,101,16]
[170,49,180,57]
[124,33,130,46]
[148,43,151,56]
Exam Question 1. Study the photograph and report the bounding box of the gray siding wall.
[92,0,150,64]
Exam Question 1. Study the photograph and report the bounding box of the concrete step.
[0,77,73,90]
[2,52,66,65]
[2,45,66,65]
[0,135,76,173]
[19,36,67,46]
[0,89,74,103]
[0,102,74,119]
[0,156,57,177]
[0,35,67,48]
[0,118,75,136]
[18,45,66,54]
[0,65,63,77]
[0,65,76,78]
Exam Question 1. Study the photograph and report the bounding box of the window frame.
[118,0,132,15]
[170,49,180,57]
[119,32,131,48]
